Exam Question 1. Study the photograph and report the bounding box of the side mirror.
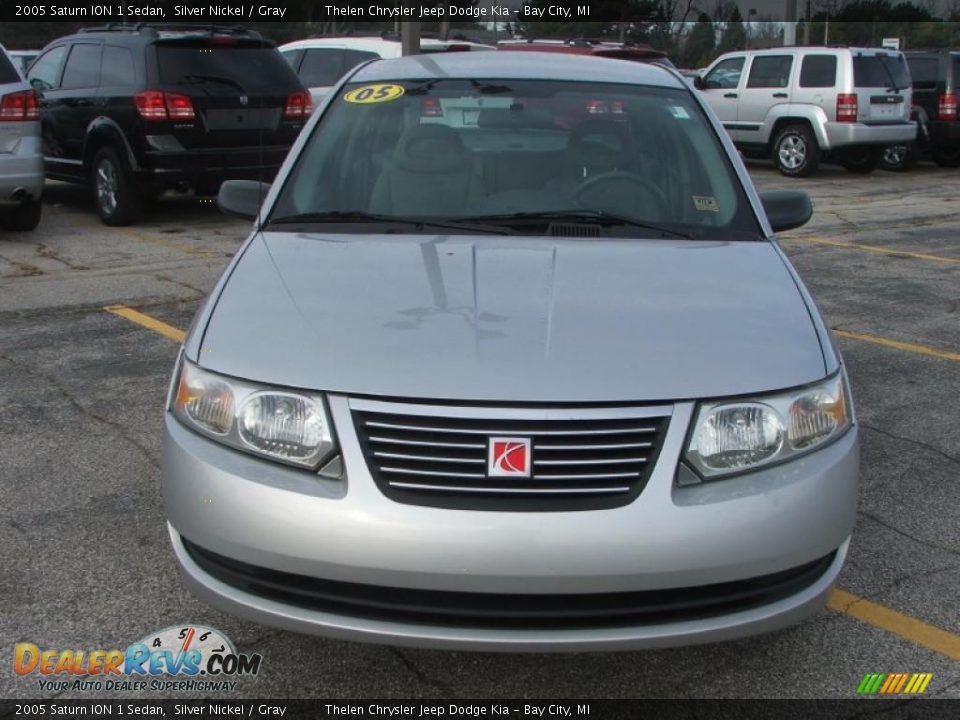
[760,190,812,233]
[29,78,46,92]
[217,180,271,220]
[693,75,705,90]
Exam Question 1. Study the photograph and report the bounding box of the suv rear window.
[157,45,299,92]
[0,51,19,83]
[854,53,910,89]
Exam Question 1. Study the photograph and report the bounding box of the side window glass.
[27,45,67,91]
[746,56,794,89]
[799,55,838,88]
[100,46,135,86]
[280,49,303,71]
[704,58,745,89]
[61,44,102,90]
[299,49,345,87]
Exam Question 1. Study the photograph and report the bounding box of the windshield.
[270,79,761,239]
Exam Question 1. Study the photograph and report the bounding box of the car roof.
[350,50,685,88]
[280,36,491,53]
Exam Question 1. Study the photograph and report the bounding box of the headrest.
[393,123,468,173]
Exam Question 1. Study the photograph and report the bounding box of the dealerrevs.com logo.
[14,625,262,693]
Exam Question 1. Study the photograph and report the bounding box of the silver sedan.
[162,52,858,651]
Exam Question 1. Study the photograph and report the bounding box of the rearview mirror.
[217,180,271,221]
[760,190,812,233]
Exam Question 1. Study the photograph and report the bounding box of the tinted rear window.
[907,57,938,85]
[157,46,300,92]
[0,51,19,83]
[854,53,910,89]
[799,55,837,88]
[299,48,378,87]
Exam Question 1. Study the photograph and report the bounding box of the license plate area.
[203,108,279,131]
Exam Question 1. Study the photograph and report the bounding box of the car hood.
[198,232,826,402]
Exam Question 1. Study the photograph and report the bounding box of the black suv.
[27,24,310,225]
[882,50,960,171]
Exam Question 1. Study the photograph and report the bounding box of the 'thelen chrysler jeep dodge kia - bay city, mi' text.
[162,52,859,651]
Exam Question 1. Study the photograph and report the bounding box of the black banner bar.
[2,700,960,720]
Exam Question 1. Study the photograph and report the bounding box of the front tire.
[0,197,42,232]
[92,146,141,226]
[773,124,821,177]
[839,147,881,174]
[880,143,918,172]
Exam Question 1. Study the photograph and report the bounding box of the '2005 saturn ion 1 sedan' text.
[162,52,859,651]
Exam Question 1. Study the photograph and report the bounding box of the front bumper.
[163,396,859,651]
[824,121,916,148]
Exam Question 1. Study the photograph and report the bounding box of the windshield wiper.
[179,74,247,94]
[266,211,510,235]
[456,211,697,240]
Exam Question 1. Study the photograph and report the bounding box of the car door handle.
[773,92,788,98]
[724,93,738,99]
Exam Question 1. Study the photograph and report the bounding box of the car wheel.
[880,143,918,172]
[92,146,141,226]
[773,125,821,177]
[932,145,960,168]
[0,198,42,232]
[840,147,881,174]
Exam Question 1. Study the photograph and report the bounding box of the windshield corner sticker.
[693,196,720,212]
[344,84,405,104]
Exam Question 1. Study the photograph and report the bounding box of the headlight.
[685,372,852,479]
[172,359,335,469]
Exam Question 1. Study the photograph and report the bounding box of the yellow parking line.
[105,305,960,662]
[104,304,186,343]
[834,329,960,362]
[828,589,960,661]
[782,235,960,265]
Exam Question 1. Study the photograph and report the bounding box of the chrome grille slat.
[364,421,658,436]
[534,457,647,466]
[374,451,486,464]
[537,442,652,451]
[368,436,486,450]
[380,466,486,479]
[388,482,632,495]
[352,402,671,511]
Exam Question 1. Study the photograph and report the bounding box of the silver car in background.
[162,53,859,651]
[0,43,42,232]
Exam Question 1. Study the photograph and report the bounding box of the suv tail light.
[0,90,39,122]
[284,90,312,119]
[939,93,957,121]
[836,94,858,122]
[421,97,443,117]
[134,91,195,121]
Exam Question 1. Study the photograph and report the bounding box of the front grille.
[350,399,671,511]
[183,537,837,630]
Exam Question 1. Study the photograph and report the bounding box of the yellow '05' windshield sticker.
[344,84,405,104]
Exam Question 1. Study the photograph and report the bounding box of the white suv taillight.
[134,91,196,121]
[836,93,858,122]
[284,90,312,119]
[0,90,39,122]
[939,93,957,121]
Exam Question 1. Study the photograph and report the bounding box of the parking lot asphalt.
[1,163,958,700]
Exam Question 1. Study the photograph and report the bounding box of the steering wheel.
[573,171,669,217]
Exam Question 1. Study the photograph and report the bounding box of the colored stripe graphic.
[857,673,932,694]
